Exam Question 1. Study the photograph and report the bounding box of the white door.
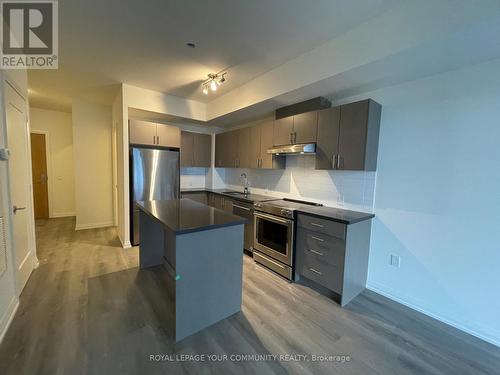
[5,83,35,293]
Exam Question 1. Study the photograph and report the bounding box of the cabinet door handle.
[311,235,324,242]
[309,268,322,275]
[309,249,324,256]
[337,155,342,169]
[310,222,324,228]
[332,154,337,169]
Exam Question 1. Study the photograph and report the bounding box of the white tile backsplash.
[223,155,376,212]
[180,168,209,189]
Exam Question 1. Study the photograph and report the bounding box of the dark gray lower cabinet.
[295,213,372,306]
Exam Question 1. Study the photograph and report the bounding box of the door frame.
[4,78,38,296]
[111,122,118,226]
[30,130,52,218]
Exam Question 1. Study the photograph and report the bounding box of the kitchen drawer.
[297,214,346,240]
[296,228,345,267]
[298,251,343,294]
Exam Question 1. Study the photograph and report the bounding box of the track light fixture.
[202,72,227,95]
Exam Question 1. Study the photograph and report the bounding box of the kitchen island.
[136,199,246,342]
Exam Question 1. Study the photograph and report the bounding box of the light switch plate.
[0,148,10,161]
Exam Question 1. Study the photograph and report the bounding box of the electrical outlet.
[390,254,401,268]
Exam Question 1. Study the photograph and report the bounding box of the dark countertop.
[297,206,375,225]
[180,188,374,224]
[181,188,277,203]
[136,199,247,235]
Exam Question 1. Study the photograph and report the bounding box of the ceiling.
[28,0,399,111]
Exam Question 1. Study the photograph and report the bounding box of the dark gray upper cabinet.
[193,133,212,167]
[315,99,381,171]
[215,129,245,168]
[249,125,261,169]
[181,131,211,168]
[180,131,194,167]
[260,120,285,169]
[293,111,318,144]
[339,99,381,171]
[273,117,294,146]
[215,122,284,170]
[315,107,340,170]
[156,123,181,148]
[237,127,250,168]
[273,111,318,146]
[129,120,180,148]
[129,120,157,146]
[215,132,230,168]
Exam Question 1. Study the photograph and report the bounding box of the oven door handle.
[254,212,292,225]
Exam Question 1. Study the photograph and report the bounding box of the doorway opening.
[30,132,50,219]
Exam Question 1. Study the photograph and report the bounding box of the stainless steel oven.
[253,211,294,275]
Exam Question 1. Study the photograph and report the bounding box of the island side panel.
[174,224,244,342]
[139,211,165,268]
[341,219,372,306]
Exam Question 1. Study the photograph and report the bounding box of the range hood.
[267,97,331,156]
[267,143,316,155]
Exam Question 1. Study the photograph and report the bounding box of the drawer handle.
[310,222,324,228]
[309,268,322,275]
[309,249,324,256]
[311,236,324,242]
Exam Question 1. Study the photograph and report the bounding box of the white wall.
[330,58,500,347]
[123,84,206,121]
[29,108,75,217]
[72,99,114,230]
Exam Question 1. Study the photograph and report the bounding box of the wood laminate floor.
[0,217,498,374]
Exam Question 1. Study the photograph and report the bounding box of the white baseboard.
[367,282,500,348]
[0,296,19,344]
[75,221,114,231]
[50,212,75,218]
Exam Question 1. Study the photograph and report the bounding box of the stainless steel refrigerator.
[130,147,180,245]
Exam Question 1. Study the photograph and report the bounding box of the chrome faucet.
[240,173,250,195]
